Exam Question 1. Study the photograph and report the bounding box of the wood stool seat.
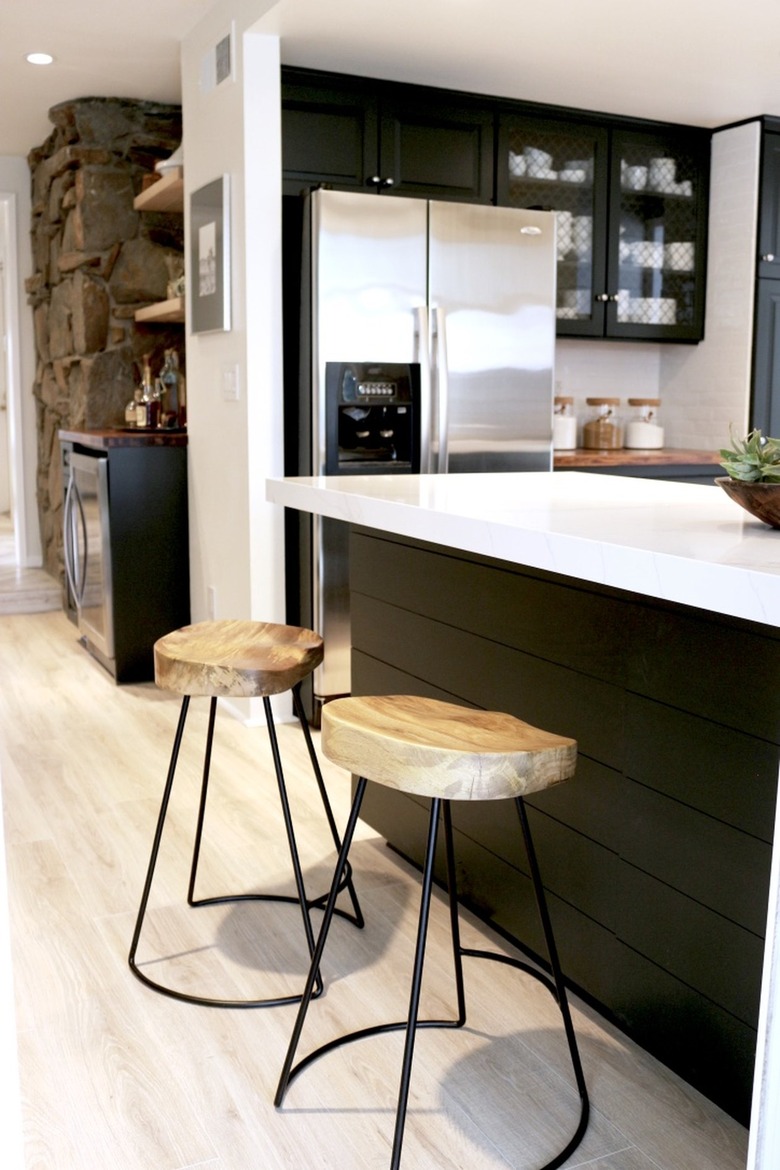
[129,620,362,1010]
[154,619,324,697]
[321,694,577,800]
[276,694,588,1170]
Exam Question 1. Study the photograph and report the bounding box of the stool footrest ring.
[190,855,361,926]
[281,946,589,1170]
[275,779,589,1170]
[128,682,364,1009]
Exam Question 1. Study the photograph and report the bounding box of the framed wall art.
[190,175,231,333]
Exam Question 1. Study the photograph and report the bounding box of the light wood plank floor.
[0,610,750,1169]
[0,515,60,615]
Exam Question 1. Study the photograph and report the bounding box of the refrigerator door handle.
[413,304,431,474]
[432,305,449,474]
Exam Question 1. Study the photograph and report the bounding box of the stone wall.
[27,97,184,577]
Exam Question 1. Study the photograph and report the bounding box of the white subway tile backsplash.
[659,121,759,450]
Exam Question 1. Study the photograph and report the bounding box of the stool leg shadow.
[275,790,589,1170]
[128,682,363,1009]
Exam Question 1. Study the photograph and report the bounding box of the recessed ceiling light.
[26,52,54,66]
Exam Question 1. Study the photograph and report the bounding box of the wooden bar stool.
[275,694,589,1170]
[128,619,363,1008]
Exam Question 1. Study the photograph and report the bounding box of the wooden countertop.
[553,447,720,468]
[59,427,187,449]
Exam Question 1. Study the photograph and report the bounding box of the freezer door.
[311,189,429,474]
[428,202,557,472]
[308,190,429,708]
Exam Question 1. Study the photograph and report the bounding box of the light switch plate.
[221,363,240,401]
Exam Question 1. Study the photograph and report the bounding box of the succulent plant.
[719,428,780,483]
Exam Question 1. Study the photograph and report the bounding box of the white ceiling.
[2,0,780,158]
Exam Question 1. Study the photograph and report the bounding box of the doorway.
[0,193,28,569]
[0,210,13,548]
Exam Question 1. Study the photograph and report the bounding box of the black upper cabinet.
[497,112,710,341]
[282,67,711,344]
[752,279,780,436]
[751,125,780,433]
[497,114,610,337]
[282,70,494,203]
[282,74,378,193]
[377,88,494,202]
[757,131,780,279]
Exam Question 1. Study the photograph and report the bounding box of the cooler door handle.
[63,476,87,605]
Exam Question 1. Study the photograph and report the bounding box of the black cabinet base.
[349,527,778,1125]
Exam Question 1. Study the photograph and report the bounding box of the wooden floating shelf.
[134,167,184,213]
[134,296,184,324]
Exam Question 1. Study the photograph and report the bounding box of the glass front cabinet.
[497,114,710,341]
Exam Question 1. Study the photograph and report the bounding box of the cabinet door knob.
[608,293,619,302]
[595,293,610,303]
[761,253,776,262]
[380,177,395,188]
[366,175,382,186]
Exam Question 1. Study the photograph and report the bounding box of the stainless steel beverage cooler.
[60,435,190,683]
[62,446,114,660]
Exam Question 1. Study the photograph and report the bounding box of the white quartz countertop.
[266,471,780,629]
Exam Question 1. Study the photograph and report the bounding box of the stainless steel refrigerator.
[293,188,557,719]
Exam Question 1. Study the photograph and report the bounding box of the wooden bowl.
[715,476,780,528]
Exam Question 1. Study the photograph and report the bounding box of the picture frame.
[190,175,231,333]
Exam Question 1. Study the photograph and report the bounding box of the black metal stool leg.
[292,683,364,928]
[128,695,191,993]
[187,696,218,905]
[390,796,442,1170]
[276,793,467,1109]
[275,776,369,1106]
[441,802,467,1028]
[515,795,590,1169]
[263,695,323,999]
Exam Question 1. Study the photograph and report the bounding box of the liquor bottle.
[158,348,181,427]
[135,357,155,428]
[124,389,141,426]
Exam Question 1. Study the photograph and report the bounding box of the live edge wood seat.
[153,618,325,697]
[275,694,589,1170]
[320,693,578,799]
[128,620,363,1010]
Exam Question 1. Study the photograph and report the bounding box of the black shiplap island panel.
[349,527,780,1124]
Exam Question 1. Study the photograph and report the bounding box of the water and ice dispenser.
[324,361,420,475]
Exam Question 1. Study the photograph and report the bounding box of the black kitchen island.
[267,470,780,1140]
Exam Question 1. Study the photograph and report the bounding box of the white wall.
[0,235,11,514]
[181,0,282,721]
[0,159,40,565]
